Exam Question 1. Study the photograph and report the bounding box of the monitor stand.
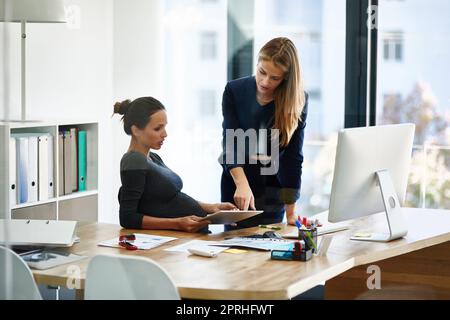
[350,170,408,242]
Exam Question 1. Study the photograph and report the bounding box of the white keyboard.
[282,224,350,239]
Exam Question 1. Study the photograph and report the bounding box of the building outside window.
[383,31,403,62]
[200,31,218,60]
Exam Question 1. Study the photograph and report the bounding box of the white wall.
[1,0,116,223]
[1,0,113,120]
[1,0,169,224]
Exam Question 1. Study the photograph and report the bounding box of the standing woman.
[220,37,308,229]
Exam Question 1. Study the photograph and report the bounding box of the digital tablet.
[200,210,263,225]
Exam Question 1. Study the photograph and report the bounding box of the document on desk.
[214,237,294,251]
[165,240,229,254]
[98,233,177,250]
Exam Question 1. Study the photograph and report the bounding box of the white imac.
[328,123,415,242]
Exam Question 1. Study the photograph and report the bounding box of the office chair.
[85,254,180,300]
[0,246,42,300]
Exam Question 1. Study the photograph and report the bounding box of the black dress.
[118,151,207,232]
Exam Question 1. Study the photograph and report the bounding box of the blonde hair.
[258,37,305,147]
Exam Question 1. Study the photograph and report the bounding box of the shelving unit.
[0,120,99,222]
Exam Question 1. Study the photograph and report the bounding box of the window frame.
[344,0,378,128]
[226,0,379,128]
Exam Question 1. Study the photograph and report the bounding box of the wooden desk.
[31,208,450,299]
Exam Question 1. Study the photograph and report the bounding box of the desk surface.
[31,208,450,299]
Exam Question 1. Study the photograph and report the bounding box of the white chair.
[0,246,42,300]
[85,254,180,300]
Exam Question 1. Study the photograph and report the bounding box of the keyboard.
[282,224,350,239]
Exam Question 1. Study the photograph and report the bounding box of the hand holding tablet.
[200,210,263,225]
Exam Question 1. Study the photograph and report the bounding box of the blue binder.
[78,131,87,191]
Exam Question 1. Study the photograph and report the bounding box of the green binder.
[78,131,87,191]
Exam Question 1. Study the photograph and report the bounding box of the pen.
[297,221,317,251]
[304,229,317,251]
[259,225,282,230]
[296,220,309,245]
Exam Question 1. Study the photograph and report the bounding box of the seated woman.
[114,96,236,233]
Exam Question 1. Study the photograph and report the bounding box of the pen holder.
[298,227,318,254]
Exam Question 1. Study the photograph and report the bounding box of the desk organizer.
[270,227,317,262]
[271,248,313,261]
[299,227,318,254]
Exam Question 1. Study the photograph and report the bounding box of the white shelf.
[12,198,57,210]
[0,119,98,129]
[58,190,98,201]
[11,190,98,210]
[1,121,99,221]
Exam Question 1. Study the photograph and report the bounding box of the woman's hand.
[205,202,238,214]
[200,202,237,214]
[234,183,256,211]
[176,215,210,233]
[286,213,298,226]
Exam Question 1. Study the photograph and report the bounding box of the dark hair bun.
[113,99,132,115]
[113,96,166,136]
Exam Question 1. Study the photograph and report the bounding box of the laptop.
[0,219,78,247]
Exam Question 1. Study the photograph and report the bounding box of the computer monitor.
[328,123,415,242]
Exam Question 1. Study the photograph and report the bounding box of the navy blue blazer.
[219,76,308,210]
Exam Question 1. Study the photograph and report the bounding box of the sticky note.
[224,248,248,254]
[353,232,372,238]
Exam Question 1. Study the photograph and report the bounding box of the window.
[308,89,322,101]
[199,89,217,116]
[377,0,450,209]
[380,93,402,123]
[250,0,347,214]
[383,32,403,62]
[200,31,217,60]
[160,0,346,221]
[161,0,226,206]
